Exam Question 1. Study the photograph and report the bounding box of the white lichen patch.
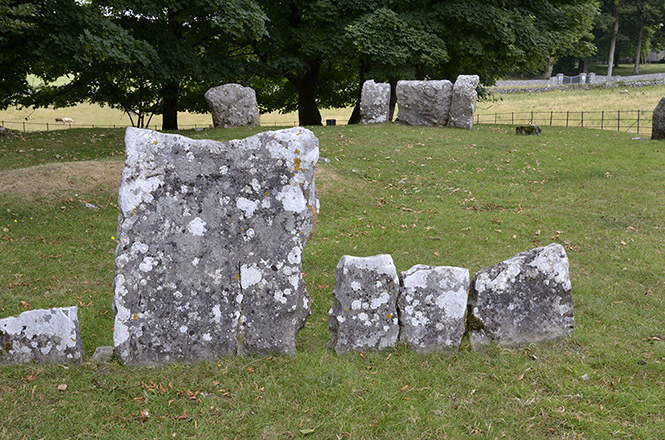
[370,291,390,309]
[236,197,259,217]
[240,264,263,289]
[139,256,158,272]
[187,217,207,236]
[276,184,307,213]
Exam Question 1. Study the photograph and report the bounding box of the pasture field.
[1,119,664,439]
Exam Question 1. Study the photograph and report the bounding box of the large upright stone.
[360,80,391,124]
[449,75,480,130]
[0,307,83,364]
[328,255,400,353]
[398,265,469,353]
[651,96,665,140]
[467,244,574,350]
[395,80,453,126]
[204,83,260,128]
[114,127,318,365]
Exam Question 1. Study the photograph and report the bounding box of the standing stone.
[467,243,574,350]
[360,80,391,124]
[114,126,318,365]
[395,80,453,126]
[651,96,665,140]
[0,307,83,364]
[398,265,469,353]
[204,83,260,128]
[449,75,480,130]
[328,255,400,353]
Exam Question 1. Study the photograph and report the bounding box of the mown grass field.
[1,97,664,438]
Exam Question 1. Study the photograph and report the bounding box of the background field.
[1,86,664,439]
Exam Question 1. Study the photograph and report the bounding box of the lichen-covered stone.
[113,127,318,365]
[360,80,391,124]
[204,83,260,128]
[0,307,83,364]
[467,243,574,350]
[398,265,469,353]
[651,96,665,140]
[395,80,453,126]
[328,255,399,353]
[449,75,480,130]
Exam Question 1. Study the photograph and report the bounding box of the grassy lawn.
[1,118,664,438]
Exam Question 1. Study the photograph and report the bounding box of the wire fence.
[475,110,653,136]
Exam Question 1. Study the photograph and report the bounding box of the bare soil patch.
[0,160,124,202]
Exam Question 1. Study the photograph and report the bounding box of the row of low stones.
[1,127,573,365]
[359,76,480,129]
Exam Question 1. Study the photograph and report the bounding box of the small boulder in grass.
[467,243,574,350]
[515,124,541,136]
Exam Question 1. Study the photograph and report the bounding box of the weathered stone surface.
[360,80,391,124]
[516,124,541,136]
[204,83,260,128]
[449,75,480,130]
[328,255,400,353]
[93,346,114,362]
[651,96,665,139]
[0,307,83,364]
[395,80,453,126]
[398,265,469,353]
[114,126,318,365]
[467,244,574,350]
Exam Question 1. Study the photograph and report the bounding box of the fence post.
[601,111,604,130]
[530,111,534,124]
[566,111,569,127]
[618,110,620,131]
[637,111,640,134]
[550,111,553,126]
[494,113,497,124]
[512,112,514,125]
[23,121,26,133]
[581,111,584,127]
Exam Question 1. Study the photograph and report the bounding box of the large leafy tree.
[4,0,267,130]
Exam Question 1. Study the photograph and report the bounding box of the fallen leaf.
[57,384,67,392]
[300,429,315,435]
[25,373,37,383]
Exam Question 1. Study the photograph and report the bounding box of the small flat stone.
[92,346,114,362]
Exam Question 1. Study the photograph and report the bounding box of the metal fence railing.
[475,110,653,136]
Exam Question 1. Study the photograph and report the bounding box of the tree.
[627,0,665,73]
[5,0,268,130]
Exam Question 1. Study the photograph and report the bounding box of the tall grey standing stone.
[395,80,453,126]
[398,265,469,353]
[449,75,480,130]
[0,307,83,364]
[204,83,260,128]
[328,255,400,353]
[359,80,391,124]
[467,243,574,350]
[114,126,318,365]
[651,96,665,139]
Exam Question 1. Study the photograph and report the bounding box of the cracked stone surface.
[449,75,479,130]
[398,265,469,353]
[467,243,574,350]
[328,255,400,353]
[395,80,453,126]
[204,83,260,128]
[0,307,83,364]
[113,127,318,365]
[360,80,391,124]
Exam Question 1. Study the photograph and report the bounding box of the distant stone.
[114,126,318,365]
[0,307,83,364]
[651,96,665,140]
[92,346,114,362]
[398,265,469,353]
[204,83,260,128]
[515,125,541,136]
[360,80,391,124]
[449,75,480,130]
[395,80,453,126]
[467,243,574,350]
[328,255,400,353]
[0,126,20,138]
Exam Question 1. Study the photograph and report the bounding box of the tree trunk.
[388,78,398,121]
[348,60,368,125]
[290,61,322,126]
[162,82,179,130]
[606,1,623,82]
[543,56,554,79]
[633,18,644,75]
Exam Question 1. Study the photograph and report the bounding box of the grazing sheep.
[55,117,74,124]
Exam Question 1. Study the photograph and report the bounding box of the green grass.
[587,62,665,76]
[1,123,664,439]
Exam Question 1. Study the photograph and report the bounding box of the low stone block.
[114,127,318,365]
[449,75,480,130]
[360,80,391,124]
[398,265,469,353]
[328,255,400,353]
[0,307,83,364]
[93,346,114,362]
[204,83,260,128]
[395,80,453,126]
[516,125,541,136]
[467,243,574,350]
[651,96,665,140]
